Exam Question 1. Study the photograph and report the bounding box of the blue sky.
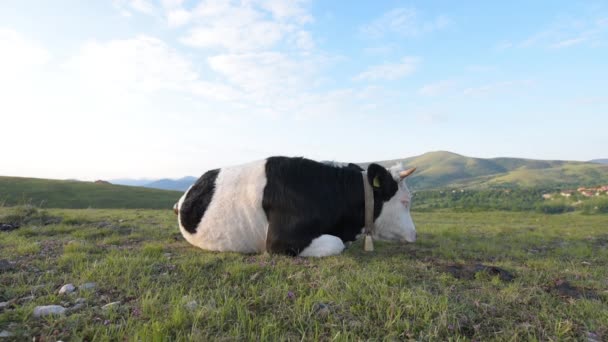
[1,1,607,180]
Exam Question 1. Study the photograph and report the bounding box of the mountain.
[0,176,181,209]
[590,159,608,165]
[142,176,198,191]
[367,151,608,189]
[110,178,159,187]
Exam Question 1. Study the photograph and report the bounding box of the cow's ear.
[367,164,392,193]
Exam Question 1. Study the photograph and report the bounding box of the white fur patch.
[374,179,417,243]
[178,160,269,253]
[299,234,345,257]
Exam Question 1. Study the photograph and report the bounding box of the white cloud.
[293,30,315,51]
[354,57,419,82]
[0,28,51,76]
[66,36,196,92]
[463,80,534,96]
[180,20,285,51]
[169,0,313,52]
[503,14,608,50]
[113,0,157,16]
[160,0,183,9]
[360,8,448,38]
[254,0,313,24]
[167,8,191,27]
[65,35,243,102]
[550,36,588,48]
[418,80,455,96]
[208,52,319,102]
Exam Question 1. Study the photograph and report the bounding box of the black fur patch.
[180,168,220,234]
[366,163,399,218]
[262,157,397,255]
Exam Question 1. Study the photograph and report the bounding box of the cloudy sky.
[1,1,607,180]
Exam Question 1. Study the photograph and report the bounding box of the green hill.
[0,176,181,209]
[368,151,608,189]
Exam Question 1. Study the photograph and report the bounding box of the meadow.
[0,206,607,341]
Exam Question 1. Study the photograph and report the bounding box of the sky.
[1,0,607,180]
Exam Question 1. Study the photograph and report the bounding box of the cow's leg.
[299,235,345,257]
[266,216,340,256]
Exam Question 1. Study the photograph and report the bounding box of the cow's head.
[366,163,416,243]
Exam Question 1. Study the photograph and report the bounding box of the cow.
[174,156,416,257]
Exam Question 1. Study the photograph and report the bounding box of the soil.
[442,263,515,282]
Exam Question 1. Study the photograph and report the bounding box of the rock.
[75,298,86,304]
[0,223,20,232]
[79,282,96,291]
[70,303,86,312]
[0,301,9,310]
[0,260,15,272]
[102,301,120,310]
[58,284,76,295]
[0,330,14,338]
[185,300,198,311]
[33,305,66,317]
[19,295,35,304]
[586,332,601,342]
[313,303,331,318]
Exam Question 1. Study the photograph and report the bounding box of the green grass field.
[1,207,607,341]
[0,176,181,209]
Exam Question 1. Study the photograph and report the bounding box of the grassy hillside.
[0,207,606,340]
[0,176,181,209]
[370,151,608,189]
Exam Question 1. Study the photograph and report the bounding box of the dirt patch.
[546,279,599,300]
[0,260,16,272]
[442,263,515,282]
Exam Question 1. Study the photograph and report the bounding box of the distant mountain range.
[369,151,608,189]
[111,152,608,191]
[110,177,197,191]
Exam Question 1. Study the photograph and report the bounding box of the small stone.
[79,282,96,291]
[313,303,330,318]
[70,303,86,312]
[587,332,601,342]
[102,301,120,310]
[19,295,35,303]
[0,330,14,337]
[0,301,9,310]
[0,223,20,232]
[75,298,86,304]
[185,300,198,311]
[59,284,76,295]
[0,260,15,272]
[33,305,66,317]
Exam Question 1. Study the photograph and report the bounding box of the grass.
[0,176,181,209]
[1,207,607,340]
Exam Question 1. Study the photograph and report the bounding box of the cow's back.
[178,160,269,253]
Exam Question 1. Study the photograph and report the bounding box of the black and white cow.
[175,156,416,257]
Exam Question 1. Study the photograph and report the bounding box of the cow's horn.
[399,167,416,179]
